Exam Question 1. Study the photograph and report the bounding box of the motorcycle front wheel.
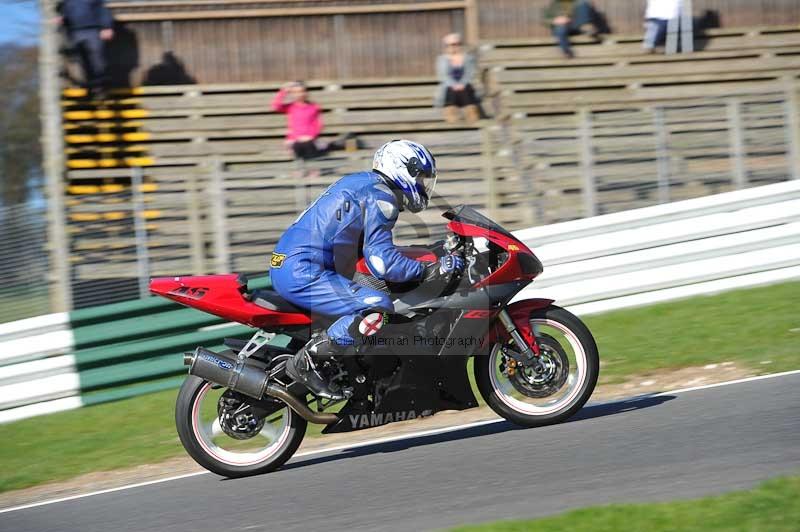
[175,374,307,478]
[475,305,599,427]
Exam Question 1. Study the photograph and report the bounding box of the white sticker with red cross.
[358,312,385,336]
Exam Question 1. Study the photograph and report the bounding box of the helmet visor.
[406,155,437,202]
[420,172,437,201]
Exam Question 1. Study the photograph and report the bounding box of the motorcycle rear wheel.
[175,374,307,478]
[475,305,599,427]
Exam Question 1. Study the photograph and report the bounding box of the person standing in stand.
[643,0,682,53]
[57,0,115,98]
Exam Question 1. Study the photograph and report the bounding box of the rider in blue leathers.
[270,140,465,399]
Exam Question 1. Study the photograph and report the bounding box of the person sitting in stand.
[435,33,481,123]
[543,0,601,59]
[271,81,325,160]
[271,81,358,162]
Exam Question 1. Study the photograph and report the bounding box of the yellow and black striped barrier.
[61,85,155,170]
[67,184,159,195]
[62,87,146,98]
[68,210,163,222]
[63,109,151,120]
[65,132,153,144]
[66,157,156,169]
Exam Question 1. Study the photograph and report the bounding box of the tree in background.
[0,43,50,320]
[0,44,42,206]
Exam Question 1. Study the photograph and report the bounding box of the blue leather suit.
[270,171,425,344]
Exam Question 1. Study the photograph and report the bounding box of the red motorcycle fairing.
[446,220,540,289]
[355,223,542,292]
[149,274,312,327]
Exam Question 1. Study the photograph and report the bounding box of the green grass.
[586,281,800,384]
[0,385,181,493]
[0,384,334,493]
[1,281,798,493]
[450,475,800,532]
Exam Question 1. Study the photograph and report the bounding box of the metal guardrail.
[516,180,800,313]
[1,180,799,424]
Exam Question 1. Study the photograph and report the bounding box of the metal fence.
[0,202,51,323]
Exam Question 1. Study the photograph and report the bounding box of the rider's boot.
[285,333,350,400]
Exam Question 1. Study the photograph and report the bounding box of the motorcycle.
[150,205,599,477]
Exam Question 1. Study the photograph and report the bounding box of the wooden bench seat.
[60,75,458,171]
[479,26,800,64]
[62,95,437,123]
[482,47,800,72]
[491,54,800,88]
[500,79,796,116]
[63,121,484,170]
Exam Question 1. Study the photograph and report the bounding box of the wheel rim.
[489,318,587,415]
[191,382,293,467]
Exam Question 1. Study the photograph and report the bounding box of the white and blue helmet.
[372,139,437,213]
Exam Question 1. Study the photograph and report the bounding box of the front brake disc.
[507,334,569,398]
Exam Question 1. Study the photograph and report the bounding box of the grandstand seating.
[480,26,800,64]
[482,26,800,221]
[60,25,800,304]
[61,76,489,300]
[61,77,444,172]
[483,26,800,111]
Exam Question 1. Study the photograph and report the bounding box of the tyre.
[474,305,599,427]
[175,374,306,477]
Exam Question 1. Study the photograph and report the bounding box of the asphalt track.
[5,372,800,532]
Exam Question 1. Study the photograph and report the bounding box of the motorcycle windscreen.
[442,205,517,241]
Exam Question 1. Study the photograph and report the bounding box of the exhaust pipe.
[184,347,339,425]
[265,383,338,425]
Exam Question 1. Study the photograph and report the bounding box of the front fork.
[497,308,541,360]
[496,308,546,378]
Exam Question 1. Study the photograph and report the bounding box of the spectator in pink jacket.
[271,81,325,160]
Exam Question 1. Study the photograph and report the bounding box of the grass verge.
[450,475,800,532]
[1,281,798,493]
[585,280,800,384]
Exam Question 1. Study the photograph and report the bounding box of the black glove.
[422,254,465,284]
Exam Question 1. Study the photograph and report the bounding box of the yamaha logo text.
[348,409,433,429]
